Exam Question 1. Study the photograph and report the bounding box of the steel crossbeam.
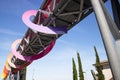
[5,0,108,80]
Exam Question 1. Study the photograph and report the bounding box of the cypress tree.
[72,58,78,80]
[77,52,84,80]
[94,46,105,80]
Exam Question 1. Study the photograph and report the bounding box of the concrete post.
[90,0,120,79]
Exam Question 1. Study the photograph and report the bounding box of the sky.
[0,0,114,80]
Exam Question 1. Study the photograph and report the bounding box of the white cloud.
[57,39,77,49]
[0,28,23,36]
[26,44,96,80]
[57,39,71,45]
[0,41,12,51]
[72,25,86,33]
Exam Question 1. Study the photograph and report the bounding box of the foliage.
[77,52,84,80]
[72,58,78,80]
[94,46,105,80]
[72,52,84,80]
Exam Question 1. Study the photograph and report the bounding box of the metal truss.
[8,0,108,80]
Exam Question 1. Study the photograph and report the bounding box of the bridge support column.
[99,0,120,62]
[17,71,20,80]
[90,0,120,80]
[111,0,120,30]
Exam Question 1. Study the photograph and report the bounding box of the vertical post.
[99,0,120,62]
[99,0,120,40]
[91,70,97,80]
[17,71,20,80]
[20,67,27,80]
[110,0,120,66]
[111,0,120,30]
[116,40,120,60]
[90,0,120,80]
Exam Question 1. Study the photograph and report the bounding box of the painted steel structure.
[2,0,95,80]
[2,0,120,80]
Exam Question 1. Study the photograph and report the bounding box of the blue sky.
[0,0,114,80]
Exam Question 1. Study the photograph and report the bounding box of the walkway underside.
[2,0,106,80]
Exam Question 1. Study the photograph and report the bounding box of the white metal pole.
[90,0,120,80]
[99,0,120,63]
[116,39,120,60]
[17,71,20,80]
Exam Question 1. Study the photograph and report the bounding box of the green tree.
[77,52,84,80]
[72,58,78,80]
[94,46,105,80]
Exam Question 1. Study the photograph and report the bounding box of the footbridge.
[2,0,120,80]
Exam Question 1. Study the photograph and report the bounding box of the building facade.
[92,60,113,80]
